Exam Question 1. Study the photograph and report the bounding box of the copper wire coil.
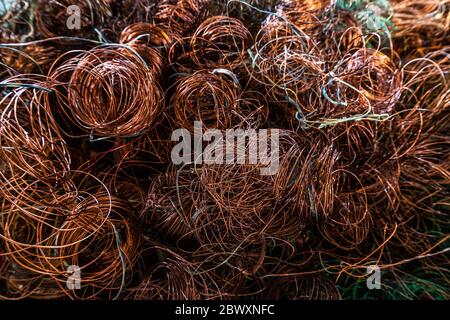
[189,16,252,70]
[187,130,310,251]
[144,167,202,240]
[232,90,270,128]
[321,20,364,60]
[114,124,175,172]
[166,36,198,73]
[171,73,267,130]
[105,0,159,37]
[3,197,142,299]
[278,0,369,55]
[49,46,163,138]
[0,201,74,299]
[326,122,402,222]
[325,168,449,276]
[0,0,448,301]
[190,200,307,258]
[155,0,209,36]
[278,140,340,221]
[392,0,449,57]
[0,44,61,75]
[395,132,449,218]
[397,48,449,125]
[100,167,149,215]
[1,170,140,298]
[331,48,403,115]
[35,0,113,41]
[120,22,175,48]
[254,3,400,123]
[316,128,447,256]
[318,190,371,251]
[302,135,372,250]
[315,85,447,254]
[0,79,78,298]
[196,163,276,216]
[0,79,73,205]
[276,0,332,32]
[278,48,402,126]
[112,111,180,178]
[188,248,254,298]
[172,70,240,131]
[0,196,73,258]
[257,263,341,300]
[252,17,325,100]
[281,9,327,38]
[123,43,165,78]
[0,162,143,298]
[130,246,248,300]
[209,0,279,32]
[48,191,143,299]
[130,247,206,300]
[379,140,450,264]
[276,0,331,12]
[266,0,378,61]
[274,131,371,250]
[120,23,174,77]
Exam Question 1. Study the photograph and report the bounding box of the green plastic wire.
[335,0,393,41]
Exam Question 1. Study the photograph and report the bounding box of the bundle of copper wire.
[48,45,163,138]
[0,0,448,300]
[155,0,210,36]
[35,0,113,41]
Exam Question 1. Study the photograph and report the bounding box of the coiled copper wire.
[0,0,448,301]
[251,17,325,101]
[35,0,113,41]
[0,44,61,75]
[329,48,403,116]
[155,0,209,36]
[392,0,449,57]
[172,70,240,131]
[49,46,162,138]
[120,23,175,48]
[50,190,143,299]
[189,16,252,70]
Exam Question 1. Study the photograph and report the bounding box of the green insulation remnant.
[338,270,450,300]
[336,212,450,300]
[335,0,393,40]
[335,0,365,11]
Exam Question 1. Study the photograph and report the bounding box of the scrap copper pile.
[0,0,449,299]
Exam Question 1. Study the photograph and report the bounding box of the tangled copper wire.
[173,70,241,130]
[120,22,175,48]
[391,0,449,57]
[35,0,113,41]
[329,48,402,115]
[0,44,60,76]
[189,16,252,70]
[49,46,162,138]
[155,0,210,36]
[252,17,326,99]
[0,0,449,301]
